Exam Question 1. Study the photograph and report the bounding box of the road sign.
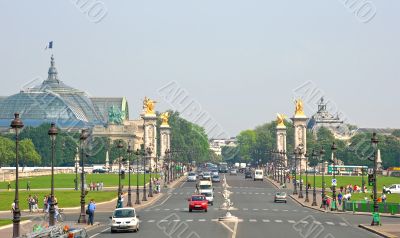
[331,178,337,186]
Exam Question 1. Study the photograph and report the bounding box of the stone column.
[143,114,158,168]
[276,124,287,166]
[291,100,308,172]
[159,124,171,162]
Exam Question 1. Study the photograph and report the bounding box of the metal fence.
[342,200,400,214]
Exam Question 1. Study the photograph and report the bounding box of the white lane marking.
[212,219,218,222]
[288,220,296,223]
[253,208,259,211]
[186,219,193,222]
[282,209,288,212]
[249,219,257,222]
[164,208,170,211]
[243,208,248,211]
[174,208,180,211]
[173,219,181,222]
[262,219,270,222]
[255,193,259,195]
[313,221,321,225]
[144,209,150,212]
[213,208,219,210]
[272,209,278,211]
[262,208,269,211]
[339,222,348,226]
[198,219,206,222]
[261,193,265,195]
[89,227,110,238]
[154,208,160,211]
[326,221,334,225]
[275,220,282,223]
[148,220,155,223]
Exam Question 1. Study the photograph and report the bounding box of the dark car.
[92,168,107,174]
[244,171,252,179]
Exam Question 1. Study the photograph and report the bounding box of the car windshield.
[191,196,205,201]
[276,192,286,196]
[212,175,219,178]
[188,173,196,176]
[113,209,135,218]
[201,193,212,197]
[200,185,211,189]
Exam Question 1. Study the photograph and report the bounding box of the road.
[84,174,392,238]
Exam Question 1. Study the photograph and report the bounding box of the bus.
[218,162,228,173]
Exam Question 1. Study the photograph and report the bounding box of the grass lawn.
[0,219,13,227]
[303,175,400,193]
[0,190,117,211]
[0,173,159,189]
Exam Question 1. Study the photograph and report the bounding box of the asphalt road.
[83,174,397,238]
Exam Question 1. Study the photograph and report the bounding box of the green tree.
[19,139,41,166]
[0,136,15,165]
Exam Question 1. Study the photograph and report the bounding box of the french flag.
[45,41,53,50]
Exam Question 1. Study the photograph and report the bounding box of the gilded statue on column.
[294,99,305,116]
[143,97,156,115]
[276,113,286,127]
[160,112,170,126]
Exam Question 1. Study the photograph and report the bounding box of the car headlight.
[112,219,116,224]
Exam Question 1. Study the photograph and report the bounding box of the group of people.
[88,181,104,191]
[27,194,39,212]
[339,184,367,194]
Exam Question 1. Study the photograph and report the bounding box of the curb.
[0,220,30,231]
[358,224,398,238]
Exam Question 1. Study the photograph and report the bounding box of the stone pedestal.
[276,125,287,166]
[159,124,171,165]
[292,115,308,171]
[143,113,158,168]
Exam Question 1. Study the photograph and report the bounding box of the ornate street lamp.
[48,123,58,226]
[319,147,326,209]
[311,150,318,206]
[126,144,133,207]
[165,149,170,185]
[370,132,380,226]
[116,140,124,208]
[147,146,153,197]
[331,142,338,211]
[78,129,89,224]
[304,151,310,203]
[135,149,141,205]
[142,147,148,201]
[74,147,79,191]
[298,144,304,199]
[11,113,23,238]
[361,167,366,193]
[293,148,298,195]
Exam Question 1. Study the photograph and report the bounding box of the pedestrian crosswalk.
[140,218,349,226]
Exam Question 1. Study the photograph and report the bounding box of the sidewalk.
[0,175,186,237]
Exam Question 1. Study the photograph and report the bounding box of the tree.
[19,139,41,166]
[0,136,15,165]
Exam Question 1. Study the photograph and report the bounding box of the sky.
[0,0,399,138]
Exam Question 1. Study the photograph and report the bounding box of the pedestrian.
[7,181,11,191]
[33,194,39,212]
[383,185,387,194]
[338,192,343,206]
[340,186,343,193]
[27,181,31,191]
[326,197,331,208]
[96,182,99,191]
[382,193,387,203]
[43,195,48,213]
[100,181,104,190]
[87,199,96,225]
[27,195,33,212]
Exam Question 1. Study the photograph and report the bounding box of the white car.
[187,172,197,182]
[201,191,214,206]
[110,208,140,233]
[203,172,212,180]
[254,169,263,181]
[386,184,400,194]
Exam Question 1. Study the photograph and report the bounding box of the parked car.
[188,195,208,212]
[386,184,400,194]
[92,168,107,174]
[110,208,140,233]
[274,192,287,203]
[230,169,237,176]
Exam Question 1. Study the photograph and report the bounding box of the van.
[198,180,213,194]
[254,169,264,181]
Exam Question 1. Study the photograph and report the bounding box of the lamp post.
[298,145,304,199]
[147,146,153,197]
[74,147,79,191]
[304,151,309,203]
[11,113,23,238]
[361,167,365,193]
[135,149,141,205]
[48,123,58,226]
[126,144,133,207]
[78,129,89,224]
[311,150,318,206]
[331,142,337,211]
[293,148,298,195]
[370,132,380,226]
[117,140,124,208]
[319,147,326,209]
[142,147,148,201]
[281,151,287,188]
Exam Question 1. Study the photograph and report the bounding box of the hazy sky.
[1,1,399,137]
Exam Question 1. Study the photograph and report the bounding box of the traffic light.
[368,174,375,186]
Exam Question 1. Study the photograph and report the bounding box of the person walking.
[338,192,343,206]
[27,181,31,191]
[87,199,96,225]
[7,181,11,191]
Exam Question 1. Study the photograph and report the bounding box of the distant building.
[209,138,237,156]
[307,97,352,139]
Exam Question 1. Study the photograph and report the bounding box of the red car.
[188,195,208,212]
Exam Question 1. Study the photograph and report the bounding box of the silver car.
[274,192,287,203]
